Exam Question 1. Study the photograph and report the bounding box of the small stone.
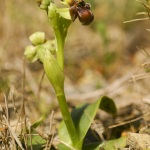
[127,132,150,150]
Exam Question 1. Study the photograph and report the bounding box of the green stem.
[57,94,79,146]
[55,31,65,70]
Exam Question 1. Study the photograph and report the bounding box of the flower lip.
[77,7,94,25]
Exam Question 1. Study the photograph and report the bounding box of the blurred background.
[0,0,150,118]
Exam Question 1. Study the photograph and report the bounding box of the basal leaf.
[27,134,46,150]
[59,120,72,145]
[99,96,117,115]
[82,142,101,150]
[31,117,44,130]
[57,143,72,150]
[59,96,117,148]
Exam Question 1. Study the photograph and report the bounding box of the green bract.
[47,2,71,70]
[44,49,65,95]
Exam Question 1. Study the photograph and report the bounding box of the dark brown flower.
[77,7,94,25]
[69,0,94,25]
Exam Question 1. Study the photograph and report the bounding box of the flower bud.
[29,32,45,46]
[37,0,51,10]
[24,45,38,62]
[37,40,56,63]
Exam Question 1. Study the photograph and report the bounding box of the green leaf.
[31,117,44,129]
[43,49,65,95]
[100,136,127,150]
[99,96,117,115]
[72,100,99,143]
[27,134,46,150]
[25,117,45,138]
[82,142,101,150]
[57,143,72,150]
[59,120,72,146]
[59,96,117,148]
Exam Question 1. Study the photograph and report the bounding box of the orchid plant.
[24,0,117,149]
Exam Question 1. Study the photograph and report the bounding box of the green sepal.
[43,49,64,95]
[56,8,71,20]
